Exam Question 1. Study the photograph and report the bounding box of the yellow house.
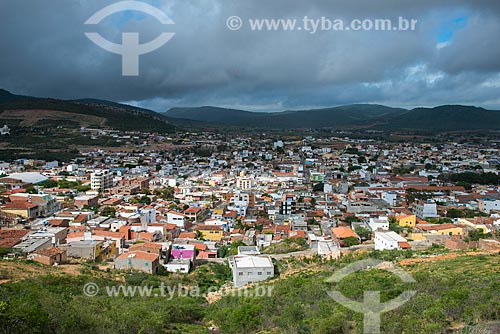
[407,232,426,241]
[1,202,40,219]
[397,215,416,228]
[213,208,224,218]
[95,240,117,261]
[416,223,464,236]
[194,224,224,241]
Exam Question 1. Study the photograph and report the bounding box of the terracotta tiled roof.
[331,227,359,239]
[116,251,159,262]
[34,246,65,257]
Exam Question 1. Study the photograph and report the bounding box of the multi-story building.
[91,169,113,191]
[478,198,500,213]
[413,200,438,219]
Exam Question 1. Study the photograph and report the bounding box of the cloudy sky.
[1,0,500,112]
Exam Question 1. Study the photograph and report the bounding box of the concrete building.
[317,240,341,259]
[74,195,98,209]
[32,247,67,265]
[478,199,500,213]
[229,252,274,287]
[91,169,113,191]
[13,238,52,254]
[368,216,389,231]
[61,239,116,261]
[166,210,186,229]
[374,231,411,251]
[164,258,191,273]
[114,251,160,274]
[413,200,438,219]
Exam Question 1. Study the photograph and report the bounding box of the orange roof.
[0,229,29,239]
[194,224,223,231]
[34,246,65,257]
[398,241,412,249]
[130,242,162,250]
[194,243,207,251]
[184,207,202,214]
[289,230,306,238]
[164,223,177,230]
[2,202,38,209]
[116,251,159,262]
[416,224,461,231]
[178,232,196,239]
[331,227,359,239]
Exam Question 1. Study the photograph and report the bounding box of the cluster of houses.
[0,134,500,286]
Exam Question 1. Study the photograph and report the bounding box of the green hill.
[0,251,498,334]
[165,104,500,131]
[376,105,500,131]
[0,89,176,133]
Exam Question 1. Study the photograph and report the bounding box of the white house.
[317,240,341,259]
[204,218,229,231]
[166,210,186,229]
[374,231,411,251]
[478,199,500,213]
[368,216,389,231]
[229,253,274,287]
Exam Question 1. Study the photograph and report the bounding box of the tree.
[100,206,116,217]
[343,216,360,224]
[342,236,360,247]
[25,187,37,194]
[446,208,464,219]
[354,227,371,240]
[37,179,57,188]
[389,216,405,233]
[195,230,204,240]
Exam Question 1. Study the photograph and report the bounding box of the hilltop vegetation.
[164,104,500,131]
[1,252,499,334]
[0,89,175,133]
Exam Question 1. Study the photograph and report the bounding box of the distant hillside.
[165,104,500,131]
[376,105,500,131]
[165,104,406,129]
[0,89,176,133]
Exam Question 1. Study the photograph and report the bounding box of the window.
[238,272,243,276]
[257,272,262,275]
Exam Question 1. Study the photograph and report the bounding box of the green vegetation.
[263,238,309,254]
[0,253,499,333]
[153,187,175,201]
[343,216,361,224]
[312,182,324,192]
[354,226,371,240]
[99,206,116,218]
[342,236,360,247]
[439,172,500,186]
[209,253,500,334]
[424,217,453,224]
[218,240,247,258]
[446,208,489,219]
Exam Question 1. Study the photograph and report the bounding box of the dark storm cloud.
[1,0,500,111]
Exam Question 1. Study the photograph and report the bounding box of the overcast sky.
[1,0,500,112]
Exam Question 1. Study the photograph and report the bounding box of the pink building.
[170,244,195,260]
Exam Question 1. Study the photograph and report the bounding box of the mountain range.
[1,88,500,132]
[164,104,500,131]
[0,89,176,133]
